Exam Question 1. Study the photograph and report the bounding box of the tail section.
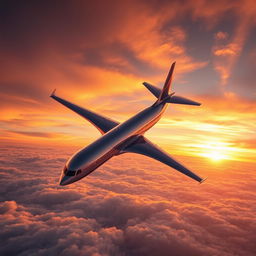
[158,61,176,101]
[142,62,176,101]
[143,61,201,106]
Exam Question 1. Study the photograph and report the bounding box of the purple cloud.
[0,144,255,256]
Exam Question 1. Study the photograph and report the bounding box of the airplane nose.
[59,175,70,186]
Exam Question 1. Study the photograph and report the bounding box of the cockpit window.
[66,170,76,176]
[63,166,81,176]
[63,166,76,176]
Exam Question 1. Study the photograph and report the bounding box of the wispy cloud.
[211,0,256,85]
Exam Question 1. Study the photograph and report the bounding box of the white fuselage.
[60,102,167,185]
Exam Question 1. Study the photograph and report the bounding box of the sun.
[204,151,226,161]
[196,140,233,161]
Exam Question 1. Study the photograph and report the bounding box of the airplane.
[51,62,205,186]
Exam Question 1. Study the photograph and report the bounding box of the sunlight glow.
[202,151,227,161]
[194,140,235,161]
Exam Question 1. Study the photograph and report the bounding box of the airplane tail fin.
[158,61,176,101]
[143,62,175,102]
[143,61,201,106]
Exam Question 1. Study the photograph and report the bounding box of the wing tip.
[50,89,56,97]
[199,177,207,184]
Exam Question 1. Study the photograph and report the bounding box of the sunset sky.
[0,1,256,255]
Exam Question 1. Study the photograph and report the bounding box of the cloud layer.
[0,144,255,256]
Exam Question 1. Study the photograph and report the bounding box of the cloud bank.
[0,144,255,256]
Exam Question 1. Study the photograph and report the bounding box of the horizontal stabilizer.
[143,82,161,98]
[122,137,204,183]
[167,95,201,106]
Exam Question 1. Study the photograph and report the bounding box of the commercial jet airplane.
[51,62,205,186]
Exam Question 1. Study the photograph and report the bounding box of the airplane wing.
[50,90,119,134]
[122,137,204,183]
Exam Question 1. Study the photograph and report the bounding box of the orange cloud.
[211,0,256,85]
[214,31,228,40]
[213,43,239,57]
[0,0,255,164]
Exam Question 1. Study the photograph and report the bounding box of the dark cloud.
[0,0,158,60]
[0,144,255,256]
[230,46,256,98]
[82,41,161,76]
[0,0,215,108]
[0,0,118,55]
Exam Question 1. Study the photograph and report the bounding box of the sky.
[0,0,256,255]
